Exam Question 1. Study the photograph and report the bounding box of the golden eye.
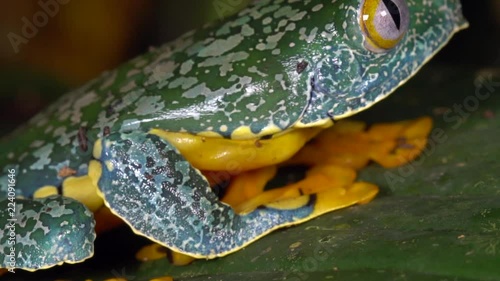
[360,0,410,53]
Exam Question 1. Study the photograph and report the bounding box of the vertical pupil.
[382,0,401,30]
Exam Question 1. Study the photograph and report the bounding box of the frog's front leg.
[93,131,332,257]
[0,195,96,271]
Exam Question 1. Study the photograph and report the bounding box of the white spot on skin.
[299,27,319,43]
[134,59,148,68]
[198,51,249,76]
[53,127,70,146]
[220,125,228,132]
[286,22,296,31]
[100,71,117,90]
[241,24,255,37]
[36,117,49,127]
[120,119,141,131]
[120,81,137,93]
[127,69,141,78]
[256,32,285,51]
[312,4,323,12]
[182,76,252,101]
[180,60,194,75]
[198,34,244,57]
[133,96,165,116]
[248,66,268,77]
[30,144,54,170]
[275,74,288,90]
[44,125,54,134]
[146,61,178,87]
[273,5,295,18]
[246,97,266,112]
[29,140,45,148]
[70,91,99,124]
[169,77,199,90]
[277,19,288,29]
[290,11,307,21]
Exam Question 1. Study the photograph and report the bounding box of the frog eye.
[360,0,410,53]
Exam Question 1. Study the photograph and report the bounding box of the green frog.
[0,0,467,272]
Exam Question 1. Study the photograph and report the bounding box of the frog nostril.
[296,61,309,74]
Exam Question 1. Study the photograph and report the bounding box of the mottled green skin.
[0,196,95,270]
[98,131,316,257]
[0,0,467,271]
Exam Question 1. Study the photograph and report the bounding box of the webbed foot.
[0,196,95,271]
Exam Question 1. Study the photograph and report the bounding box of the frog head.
[297,0,468,125]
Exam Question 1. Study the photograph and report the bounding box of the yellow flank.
[62,160,105,212]
[62,175,104,212]
[105,160,114,172]
[230,164,357,214]
[221,166,277,208]
[169,251,196,266]
[33,185,58,198]
[88,160,102,187]
[230,125,254,139]
[149,127,323,172]
[311,182,379,217]
[94,205,124,234]
[368,117,432,167]
[136,243,167,262]
[287,117,433,169]
[196,130,224,138]
[136,243,195,266]
[263,195,310,211]
[88,160,107,204]
[93,139,103,159]
[220,117,431,218]
[230,124,281,140]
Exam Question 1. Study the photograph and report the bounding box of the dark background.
[0,0,498,136]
